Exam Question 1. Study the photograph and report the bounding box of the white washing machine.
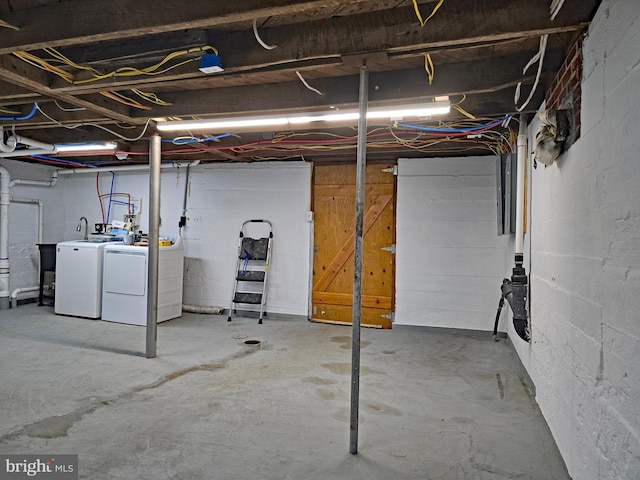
[55,240,122,318]
[101,236,184,325]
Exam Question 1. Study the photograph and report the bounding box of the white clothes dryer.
[101,236,184,325]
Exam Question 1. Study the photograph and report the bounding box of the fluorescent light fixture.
[156,100,451,133]
[55,142,118,153]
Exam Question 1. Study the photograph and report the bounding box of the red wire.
[95,173,105,223]
[98,193,132,214]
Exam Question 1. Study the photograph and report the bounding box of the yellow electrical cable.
[0,19,20,30]
[44,47,103,76]
[131,89,172,106]
[424,53,435,84]
[452,105,476,120]
[13,51,74,82]
[13,45,219,85]
[451,94,476,119]
[412,0,445,27]
[100,91,151,110]
[73,46,219,84]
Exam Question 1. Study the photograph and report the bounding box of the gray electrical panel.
[496,153,517,235]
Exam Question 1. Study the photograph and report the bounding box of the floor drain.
[244,339,262,348]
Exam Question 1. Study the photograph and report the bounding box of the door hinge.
[381,165,398,175]
[380,244,396,254]
[381,312,395,323]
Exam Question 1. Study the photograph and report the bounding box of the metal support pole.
[146,134,161,359]
[350,64,368,455]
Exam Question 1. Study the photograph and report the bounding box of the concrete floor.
[0,304,569,480]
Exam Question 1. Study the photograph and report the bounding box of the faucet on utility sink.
[76,216,88,241]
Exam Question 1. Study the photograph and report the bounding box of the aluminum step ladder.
[227,219,273,324]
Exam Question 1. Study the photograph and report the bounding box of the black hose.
[493,295,505,341]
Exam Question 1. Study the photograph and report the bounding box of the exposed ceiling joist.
[0,0,601,166]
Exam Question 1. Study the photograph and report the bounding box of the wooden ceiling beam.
[135,49,563,119]
[0,0,373,55]
[37,0,591,95]
[213,0,592,71]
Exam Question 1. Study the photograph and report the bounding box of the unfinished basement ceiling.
[0,0,600,167]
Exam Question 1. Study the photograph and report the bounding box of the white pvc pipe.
[57,160,200,175]
[0,166,11,309]
[515,114,527,255]
[8,197,45,309]
[9,135,55,151]
[10,285,39,309]
[0,130,17,153]
[0,148,57,159]
[0,134,57,158]
[10,172,58,188]
[10,197,44,243]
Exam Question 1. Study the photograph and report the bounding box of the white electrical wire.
[296,71,323,96]
[515,34,548,112]
[252,19,277,50]
[550,0,565,20]
[54,100,86,112]
[37,104,153,141]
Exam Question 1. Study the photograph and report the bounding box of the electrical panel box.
[496,153,518,235]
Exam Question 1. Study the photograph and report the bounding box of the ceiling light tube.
[55,142,118,153]
[156,100,450,132]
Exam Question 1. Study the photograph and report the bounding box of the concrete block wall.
[20,161,311,317]
[510,1,640,478]
[395,157,509,330]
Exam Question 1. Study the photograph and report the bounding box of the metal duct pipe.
[182,304,224,315]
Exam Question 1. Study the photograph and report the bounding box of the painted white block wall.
[55,161,312,318]
[395,157,509,329]
[509,1,640,478]
[0,161,63,300]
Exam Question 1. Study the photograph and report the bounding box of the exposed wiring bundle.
[12,45,219,110]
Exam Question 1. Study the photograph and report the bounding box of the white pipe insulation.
[515,114,527,255]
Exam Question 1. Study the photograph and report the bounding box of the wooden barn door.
[311,163,395,328]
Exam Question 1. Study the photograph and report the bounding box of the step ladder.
[228,219,273,324]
